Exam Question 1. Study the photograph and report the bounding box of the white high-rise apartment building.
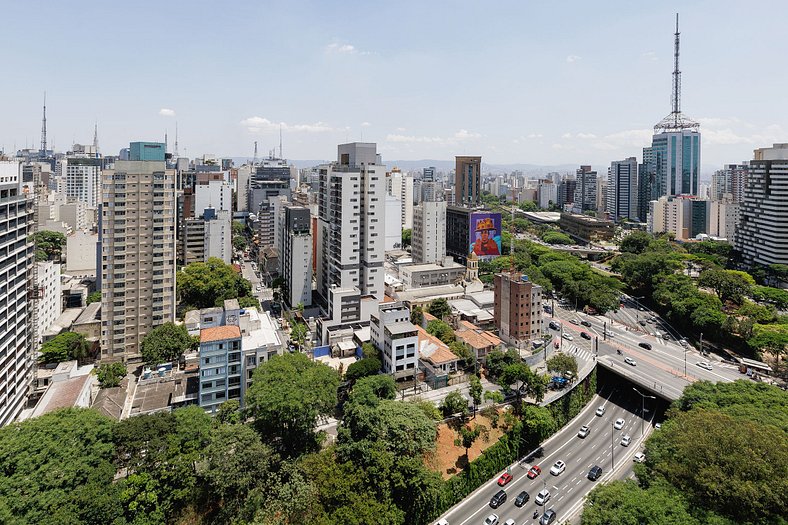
[100,143,176,362]
[204,209,232,264]
[388,168,413,229]
[61,157,102,208]
[36,260,63,343]
[648,195,692,240]
[281,205,313,307]
[708,200,740,242]
[537,179,557,209]
[736,144,788,267]
[316,143,385,321]
[195,177,232,216]
[412,200,447,264]
[0,160,35,426]
[607,157,639,221]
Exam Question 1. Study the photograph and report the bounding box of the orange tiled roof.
[200,325,241,343]
[456,320,502,349]
[417,327,459,365]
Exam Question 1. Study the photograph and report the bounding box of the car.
[646,318,655,324]
[587,465,603,481]
[514,490,530,507]
[696,361,713,370]
[624,357,637,366]
[650,316,657,322]
[639,320,647,326]
[497,472,513,486]
[435,520,449,525]
[614,418,625,430]
[620,434,632,446]
[577,425,590,438]
[595,405,606,416]
[484,514,499,525]
[489,490,507,509]
[580,331,591,340]
[562,333,573,341]
[634,452,646,463]
[548,321,561,330]
[503,519,516,525]
[679,338,689,347]
[539,509,557,525]
[549,460,566,476]
[638,342,652,350]
[654,423,662,430]
[569,318,579,325]
[527,465,542,479]
[638,306,645,311]
[535,489,551,506]
[663,333,672,340]
[581,320,592,327]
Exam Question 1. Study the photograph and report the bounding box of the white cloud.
[640,51,658,62]
[526,133,543,139]
[562,132,573,139]
[566,55,582,63]
[159,108,176,117]
[576,133,597,139]
[384,129,482,146]
[361,121,371,127]
[240,116,337,134]
[385,134,444,144]
[396,127,407,132]
[454,129,481,140]
[325,41,372,56]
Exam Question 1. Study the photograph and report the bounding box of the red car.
[527,466,542,479]
[497,472,513,486]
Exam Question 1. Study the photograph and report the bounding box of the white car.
[570,318,580,325]
[624,357,637,366]
[654,423,662,430]
[535,489,551,505]
[503,520,516,525]
[550,460,566,476]
[562,333,574,341]
[577,425,590,438]
[696,361,713,371]
[484,515,499,525]
[595,406,606,417]
[620,434,631,446]
[435,520,449,525]
[614,418,625,430]
[634,452,646,463]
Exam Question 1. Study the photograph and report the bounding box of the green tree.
[0,408,117,524]
[176,257,255,310]
[361,341,380,360]
[439,389,468,420]
[547,353,579,377]
[34,230,67,261]
[541,230,573,245]
[751,285,788,309]
[619,231,653,254]
[350,375,397,404]
[232,235,247,250]
[581,479,702,525]
[86,290,102,304]
[410,304,424,326]
[748,323,788,369]
[642,409,788,523]
[698,268,755,304]
[342,399,437,458]
[519,200,538,212]
[522,405,556,446]
[344,357,381,382]
[401,228,412,248]
[500,362,546,405]
[140,322,192,365]
[96,362,127,388]
[411,399,442,421]
[232,220,246,237]
[484,347,521,380]
[426,319,455,345]
[454,423,489,461]
[449,341,475,369]
[468,375,483,417]
[484,390,504,404]
[289,320,309,350]
[216,399,242,425]
[245,353,339,456]
[428,298,452,319]
[38,331,91,364]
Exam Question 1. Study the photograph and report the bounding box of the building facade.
[494,272,543,346]
[607,157,638,221]
[62,157,102,208]
[573,165,597,212]
[454,156,482,206]
[708,200,740,242]
[100,142,177,362]
[0,160,36,426]
[412,199,446,264]
[370,302,418,379]
[281,205,312,307]
[735,144,788,267]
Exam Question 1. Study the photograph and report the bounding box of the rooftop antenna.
[165,129,169,154]
[40,91,47,157]
[253,141,258,165]
[279,124,283,159]
[654,13,698,133]
[174,122,179,158]
[93,121,99,157]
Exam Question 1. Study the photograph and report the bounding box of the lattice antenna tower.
[654,13,699,133]
[40,92,47,156]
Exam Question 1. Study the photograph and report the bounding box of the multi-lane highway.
[547,299,743,399]
[435,389,654,525]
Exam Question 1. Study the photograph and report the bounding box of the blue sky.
[1,0,785,169]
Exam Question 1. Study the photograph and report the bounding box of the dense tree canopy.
[345,357,382,382]
[541,230,573,245]
[546,353,578,377]
[96,362,127,388]
[34,230,66,262]
[246,352,339,456]
[176,257,256,310]
[581,480,704,525]
[140,322,194,365]
[619,231,654,254]
[426,319,455,345]
[698,268,755,305]
[38,331,91,364]
[428,298,452,319]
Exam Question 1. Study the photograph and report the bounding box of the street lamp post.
[632,387,656,438]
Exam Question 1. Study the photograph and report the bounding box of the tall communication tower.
[253,141,258,165]
[174,122,179,158]
[39,92,47,157]
[654,14,699,133]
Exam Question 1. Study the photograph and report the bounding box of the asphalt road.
[546,300,743,400]
[435,388,652,525]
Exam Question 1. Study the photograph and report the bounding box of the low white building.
[370,301,419,379]
[66,230,98,276]
[36,261,63,344]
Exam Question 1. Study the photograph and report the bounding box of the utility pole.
[633,387,656,438]
[603,321,607,341]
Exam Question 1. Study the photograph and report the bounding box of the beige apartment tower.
[100,142,176,362]
[455,156,482,206]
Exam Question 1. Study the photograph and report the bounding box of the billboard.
[469,211,502,260]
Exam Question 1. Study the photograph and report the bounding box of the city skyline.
[1,0,785,168]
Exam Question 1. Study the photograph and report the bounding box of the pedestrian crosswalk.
[564,345,594,362]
